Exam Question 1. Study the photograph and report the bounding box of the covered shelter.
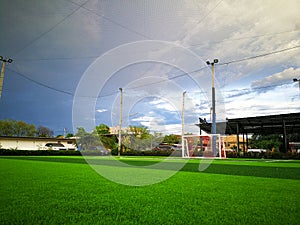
[196,112,300,152]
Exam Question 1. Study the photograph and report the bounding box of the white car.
[44,143,66,150]
[247,149,267,153]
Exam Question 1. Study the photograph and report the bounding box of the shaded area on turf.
[1,156,299,180]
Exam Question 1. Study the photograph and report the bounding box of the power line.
[15,0,224,62]
[15,55,98,62]
[66,0,152,40]
[68,0,223,47]
[7,65,295,101]
[127,66,208,91]
[195,0,224,25]
[177,0,224,44]
[14,44,300,64]
[224,82,294,93]
[10,0,154,61]
[189,28,300,47]
[6,45,300,98]
[13,0,154,62]
[127,45,300,90]
[219,45,300,65]
[12,0,90,58]
[7,67,74,96]
[223,81,296,100]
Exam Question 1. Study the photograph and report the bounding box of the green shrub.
[0,149,81,156]
[118,149,173,157]
[225,151,300,160]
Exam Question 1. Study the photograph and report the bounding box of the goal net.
[181,134,226,159]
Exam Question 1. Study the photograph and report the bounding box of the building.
[197,112,300,152]
[0,136,77,150]
[222,135,246,151]
[109,126,138,135]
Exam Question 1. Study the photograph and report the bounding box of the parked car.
[193,144,206,151]
[172,144,182,151]
[44,143,66,150]
[88,146,110,155]
[225,149,235,152]
[247,149,267,153]
[154,144,173,151]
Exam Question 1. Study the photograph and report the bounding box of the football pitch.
[0,156,299,224]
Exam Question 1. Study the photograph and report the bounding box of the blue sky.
[0,0,299,135]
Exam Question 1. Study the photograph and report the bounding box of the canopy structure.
[196,112,300,152]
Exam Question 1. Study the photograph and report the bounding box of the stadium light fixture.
[293,78,300,91]
[0,56,13,64]
[0,56,13,98]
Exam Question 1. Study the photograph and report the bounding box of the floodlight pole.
[118,88,123,157]
[206,59,218,155]
[181,91,186,158]
[0,56,13,98]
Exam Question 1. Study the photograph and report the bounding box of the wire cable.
[15,0,224,62]
[66,0,152,40]
[7,67,74,96]
[195,0,224,25]
[219,45,300,65]
[7,45,300,98]
[12,0,90,58]
[189,28,300,47]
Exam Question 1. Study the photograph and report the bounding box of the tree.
[128,125,150,139]
[37,126,54,138]
[76,127,87,137]
[0,119,36,137]
[65,133,74,138]
[163,134,179,145]
[249,134,282,151]
[76,127,101,150]
[288,133,300,142]
[95,124,117,150]
[122,126,156,151]
[96,123,110,135]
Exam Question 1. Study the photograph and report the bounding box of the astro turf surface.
[0,156,299,224]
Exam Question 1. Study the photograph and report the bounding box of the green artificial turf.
[0,156,299,224]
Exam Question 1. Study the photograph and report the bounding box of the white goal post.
[181,134,226,159]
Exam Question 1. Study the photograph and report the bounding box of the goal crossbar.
[181,134,226,159]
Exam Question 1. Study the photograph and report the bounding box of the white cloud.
[96,109,107,113]
[131,115,158,123]
[225,83,300,118]
[251,67,300,89]
[131,114,171,133]
[177,0,300,85]
[149,98,179,112]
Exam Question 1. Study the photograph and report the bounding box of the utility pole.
[118,88,123,157]
[206,59,218,155]
[0,56,13,98]
[181,91,186,158]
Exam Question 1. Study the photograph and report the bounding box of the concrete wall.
[0,137,77,150]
